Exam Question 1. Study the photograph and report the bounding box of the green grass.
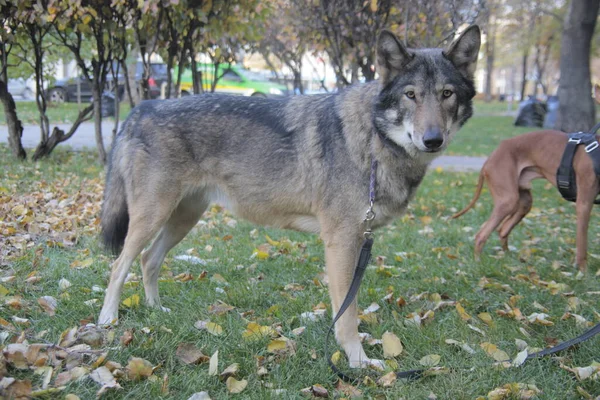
[447,116,538,157]
[0,101,132,125]
[1,144,599,399]
[472,99,518,116]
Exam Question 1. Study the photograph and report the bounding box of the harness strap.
[557,123,600,204]
[556,134,583,202]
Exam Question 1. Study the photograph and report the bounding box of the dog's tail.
[452,172,485,219]
[101,147,129,255]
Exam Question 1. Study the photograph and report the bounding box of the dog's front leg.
[575,198,594,273]
[321,228,384,370]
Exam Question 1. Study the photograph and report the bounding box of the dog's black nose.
[423,128,444,150]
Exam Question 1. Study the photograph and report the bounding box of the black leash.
[326,152,600,383]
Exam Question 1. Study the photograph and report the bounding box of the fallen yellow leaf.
[382,331,403,358]
[122,294,140,308]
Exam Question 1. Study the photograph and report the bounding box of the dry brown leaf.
[225,377,248,394]
[382,331,403,358]
[456,302,471,321]
[176,343,209,365]
[208,350,218,376]
[90,366,121,396]
[194,320,224,336]
[377,371,397,387]
[301,384,329,397]
[419,354,441,367]
[336,379,362,398]
[267,337,296,356]
[37,296,57,316]
[120,329,134,346]
[187,392,212,400]
[3,343,29,369]
[480,342,510,362]
[126,357,154,380]
[1,378,32,399]
[220,363,239,380]
[59,327,78,347]
[208,301,235,315]
[77,325,105,348]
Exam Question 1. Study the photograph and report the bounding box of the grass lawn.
[1,143,599,399]
[0,101,132,125]
[447,116,538,157]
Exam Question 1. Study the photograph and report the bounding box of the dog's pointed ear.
[377,30,413,84]
[444,25,481,80]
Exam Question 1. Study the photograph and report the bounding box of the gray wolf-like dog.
[99,26,481,369]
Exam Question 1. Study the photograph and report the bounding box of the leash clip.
[364,204,376,239]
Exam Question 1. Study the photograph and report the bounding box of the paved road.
[0,121,115,151]
[0,122,486,172]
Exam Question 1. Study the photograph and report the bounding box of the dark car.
[46,62,168,103]
[135,62,169,99]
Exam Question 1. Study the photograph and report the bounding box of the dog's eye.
[442,89,453,98]
[405,91,415,99]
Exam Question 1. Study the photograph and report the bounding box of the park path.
[0,122,487,172]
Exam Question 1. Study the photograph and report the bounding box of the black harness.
[556,122,600,204]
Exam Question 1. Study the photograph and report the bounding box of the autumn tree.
[294,0,482,88]
[259,0,307,94]
[293,0,394,86]
[53,0,128,163]
[399,0,483,47]
[0,2,26,160]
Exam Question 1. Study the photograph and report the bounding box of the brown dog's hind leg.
[497,189,533,252]
[141,191,209,310]
[474,188,519,259]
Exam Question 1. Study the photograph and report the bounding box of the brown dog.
[452,130,599,272]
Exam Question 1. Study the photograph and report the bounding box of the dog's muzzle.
[422,127,444,152]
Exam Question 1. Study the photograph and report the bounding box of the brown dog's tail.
[452,172,485,219]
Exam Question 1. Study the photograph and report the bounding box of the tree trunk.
[92,82,107,164]
[350,63,359,84]
[165,51,175,99]
[293,70,303,95]
[520,50,528,101]
[192,58,202,94]
[112,63,121,141]
[0,80,26,160]
[31,104,93,160]
[125,53,139,107]
[556,0,599,132]
[176,52,185,97]
[484,14,495,102]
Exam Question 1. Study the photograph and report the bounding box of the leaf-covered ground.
[1,145,600,399]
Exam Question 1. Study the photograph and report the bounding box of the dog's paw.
[349,358,385,371]
[97,314,119,326]
[159,306,171,313]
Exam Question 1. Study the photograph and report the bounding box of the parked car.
[46,74,124,104]
[135,62,169,99]
[46,61,167,103]
[7,78,35,100]
[178,64,288,97]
